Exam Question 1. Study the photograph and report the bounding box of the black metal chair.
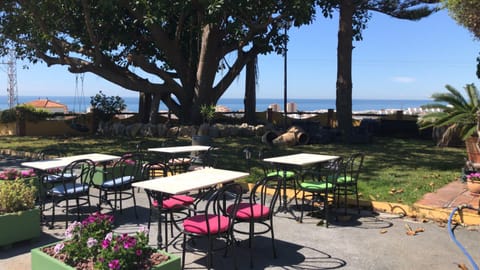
[230,176,282,268]
[95,153,143,218]
[143,162,195,250]
[335,153,365,214]
[181,182,243,270]
[296,157,343,227]
[46,159,96,228]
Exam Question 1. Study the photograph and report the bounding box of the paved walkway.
[1,155,480,269]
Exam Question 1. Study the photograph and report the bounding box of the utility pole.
[0,50,18,108]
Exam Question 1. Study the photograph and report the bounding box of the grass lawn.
[0,135,466,206]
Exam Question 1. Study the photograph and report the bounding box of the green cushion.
[267,170,295,179]
[300,181,334,191]
[336,176,354,184]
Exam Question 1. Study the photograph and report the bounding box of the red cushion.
[229,203,270,220]
[153,195,194,209]
[183,214,230,234]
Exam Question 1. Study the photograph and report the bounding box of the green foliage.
[444,0,480,40]
[200,104,216,123]
[0,105,51,123]
[90,91,126,122]
[0,178,37,214]
[418,84,479,144]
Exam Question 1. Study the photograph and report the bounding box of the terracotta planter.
[31,242,181,270]
[0,208,41,247]
[467,179,480,195]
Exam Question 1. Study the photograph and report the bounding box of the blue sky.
[1,8,478,100]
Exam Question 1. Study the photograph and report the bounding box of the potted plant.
[194,104,215,145]
[466,172,480,195]
[31,212,180,270]
[0,169,40,246]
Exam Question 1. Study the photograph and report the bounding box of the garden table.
[148,145,212,174]
[132,167,249,248]
[263,153,340,219]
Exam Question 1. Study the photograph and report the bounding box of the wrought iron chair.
[229,175,282,268]
[46,159,96,228]
[143,162,195,251]
[95,153,143,218]
[181,182,243,270]
[335,153,365,214]
[296,157,343,227]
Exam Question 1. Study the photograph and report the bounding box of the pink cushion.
[229,203,270,220]
[153,195,194,209]
[183,214,230,234]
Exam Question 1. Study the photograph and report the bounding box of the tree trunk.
[149,93,161,124]
[244,56,257,125]
[336,0,354,142]
[138,92,152,124]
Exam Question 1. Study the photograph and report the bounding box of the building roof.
[24,99,67,109]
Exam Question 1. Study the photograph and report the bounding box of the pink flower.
[87,237,98,248]
[102,239,110,249]
[136,249,142,256]
[54,242,64,254]
[105,232,113,241]
[108,259,120,270]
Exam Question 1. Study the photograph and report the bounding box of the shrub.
[0,178,37,214]
[90,91,126,122]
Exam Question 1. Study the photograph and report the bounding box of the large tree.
[443,0,480,79]
[0,0,316,124]
[318,0,438,141]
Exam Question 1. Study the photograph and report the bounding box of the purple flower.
[108,259,121,270]
[54,242,64,254]
[102,239,110,249]
[123,237,136,249]
[87,237,98,248]
[136,249,142,256]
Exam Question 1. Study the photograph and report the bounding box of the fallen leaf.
[457,263,469,270]
[406,230,417,236]
[369,195,376,201]
[380,229,388,234]
[415,228,425,233]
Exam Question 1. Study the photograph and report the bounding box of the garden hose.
[448,204,479,270]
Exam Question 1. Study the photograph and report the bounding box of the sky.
[0,8,478,100]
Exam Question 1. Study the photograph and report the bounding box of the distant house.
[23,99,68,114]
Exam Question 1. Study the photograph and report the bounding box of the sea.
[1,96,433,113]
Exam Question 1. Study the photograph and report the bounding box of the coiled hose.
[448,205,479,270]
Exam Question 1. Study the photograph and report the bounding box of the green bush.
[90,91,126,122]
[0,179,37,214]
[0,105,51,123]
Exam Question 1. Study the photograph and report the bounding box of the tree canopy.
[0,0,317,124]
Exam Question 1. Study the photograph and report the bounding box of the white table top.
[148,145,211,154]
[21,153,121,171]
[133,168,249,195]
[263,153,340,167]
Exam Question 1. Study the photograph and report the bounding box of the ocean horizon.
[0,96,433,114]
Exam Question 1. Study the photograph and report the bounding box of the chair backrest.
[190,146,218,169]
[37,148,66,160]
[342,153,365,184]
[59,159,96,191]
[142,162,173,180]
[250,176,282,218]
[301,157,344,190]
[108,153,144,185]
[203,182,243,236]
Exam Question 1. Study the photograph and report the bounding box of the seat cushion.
[153,195,194,209]
[229,203,270,220]
[183,214,230,234]
[101,177,133,188]
[336,176,354,184]
[300,181,334,191]
[50,183,88,195]
[267,170,295,179]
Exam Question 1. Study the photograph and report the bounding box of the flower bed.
[31,212,180,270]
